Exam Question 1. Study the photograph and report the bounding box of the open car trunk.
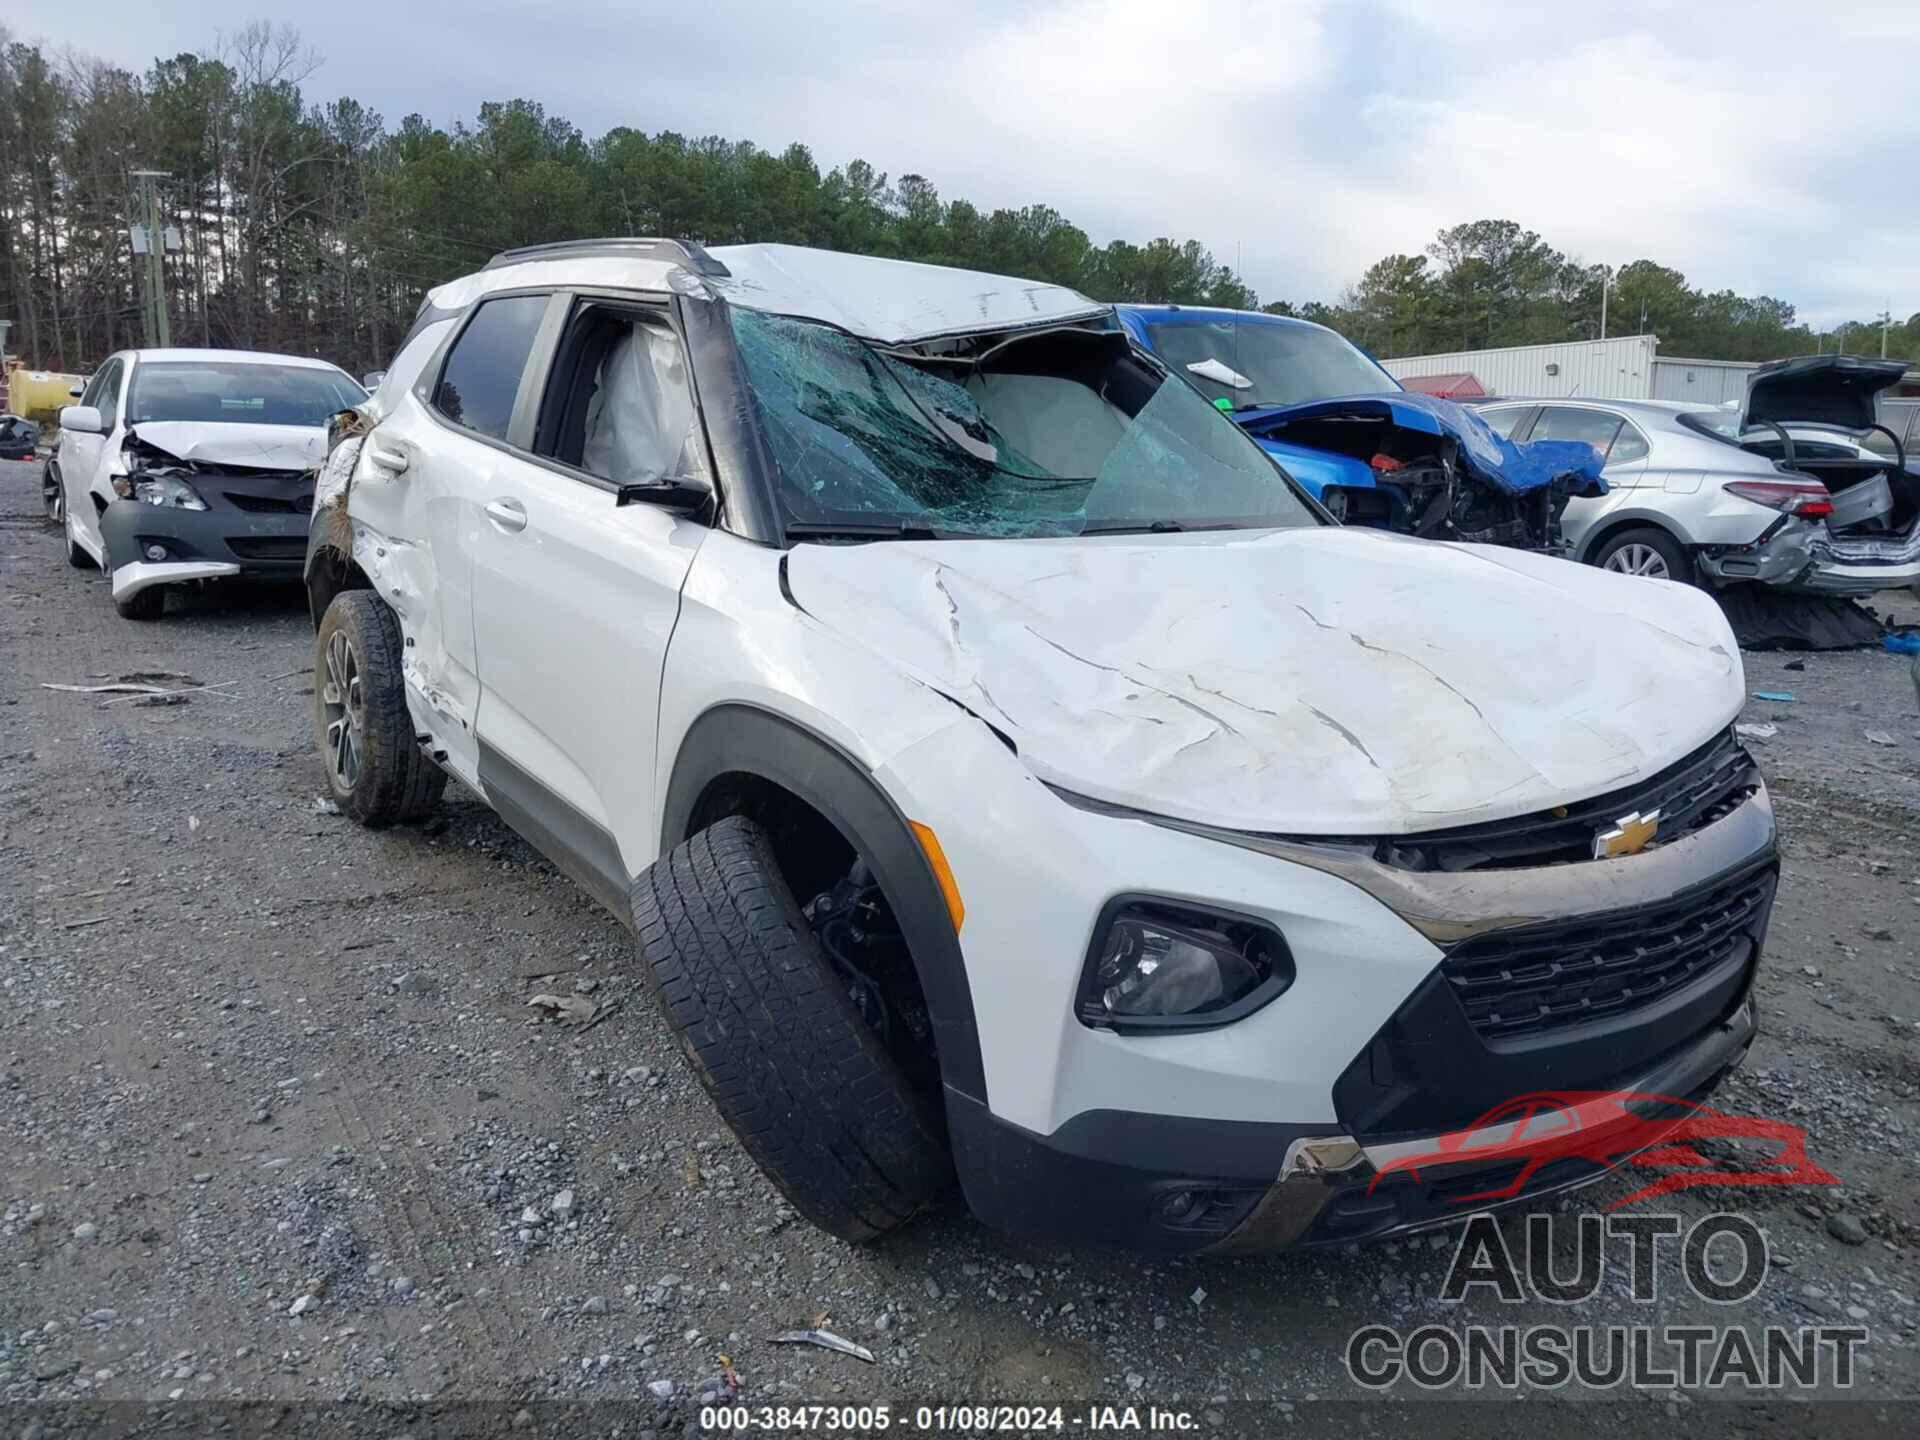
[1740,354,1920,567]
[1234,393,1606,551]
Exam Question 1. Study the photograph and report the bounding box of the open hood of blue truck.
[1236,392,1608,499]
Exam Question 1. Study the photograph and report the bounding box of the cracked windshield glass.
[729,308,1318,538]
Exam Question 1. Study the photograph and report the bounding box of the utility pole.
[130,169,172,349]
[1881,309,1893,359]
[1599,268,1610,341]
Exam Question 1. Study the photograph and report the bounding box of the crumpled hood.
[126,420,326,472]
[1744,354,1910,432]
[787,528,1742,835]
[1236,392,1608,498]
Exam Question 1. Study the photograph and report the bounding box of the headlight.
[1077,899,1294,1033]
[122,469,208,510]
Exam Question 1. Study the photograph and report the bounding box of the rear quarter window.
[431,294,550,441]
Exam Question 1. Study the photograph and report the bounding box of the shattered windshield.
[128,362,366,428]
[729,308,1316,539]
[1144,318,1394,410]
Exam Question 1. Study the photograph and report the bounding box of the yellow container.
[4,367,89,424]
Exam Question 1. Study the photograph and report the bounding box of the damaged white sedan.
[53,348,365,618]
[308,240,1777,1252]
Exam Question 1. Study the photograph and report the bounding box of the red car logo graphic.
[1368,1090,1838,1209]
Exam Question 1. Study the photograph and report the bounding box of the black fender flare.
[660,704,987,1104]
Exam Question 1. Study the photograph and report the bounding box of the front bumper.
[949,986,1760,1255]
[942,773,1776,1254]
[99,493,311,600]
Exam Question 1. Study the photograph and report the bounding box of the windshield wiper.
[785,520,944,543]
[1079,519,1188,535]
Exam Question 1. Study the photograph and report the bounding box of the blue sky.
[16,0,1918,329]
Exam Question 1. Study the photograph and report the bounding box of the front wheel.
[42,463,63,524]
[1593,526,1692,585]
[313,591,445,826]
[632,815,954,1243]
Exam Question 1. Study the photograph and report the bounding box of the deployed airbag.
[583,323,701,483]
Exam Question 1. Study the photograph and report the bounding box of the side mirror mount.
[361,371,386,390]
[615,475,713,514]
[60,404,104,435]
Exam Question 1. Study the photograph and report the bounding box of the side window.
[1607,421,1650,466]
[94,360,125,428]
[1479,405,1530,439]
[431,294,550,442]
[1531,406,1625,462]
[80,358,121,419]
[533,302,704,486]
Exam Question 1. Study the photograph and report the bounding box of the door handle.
[365,435,410,475]
[485,498,528,533]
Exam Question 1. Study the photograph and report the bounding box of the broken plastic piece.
[1752,691,1795,703]
[767,1329,877,1363]
[1734,723,1778,740]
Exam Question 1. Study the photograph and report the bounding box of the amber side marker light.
[909,820,965,934]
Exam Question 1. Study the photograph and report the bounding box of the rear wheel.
[314,591,445,826]
[632,815,953,1243]
[1593,526,1691,585]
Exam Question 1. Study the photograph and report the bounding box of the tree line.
[1,22,1912,381]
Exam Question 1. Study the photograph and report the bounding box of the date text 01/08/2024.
[699,1405,1199,1431]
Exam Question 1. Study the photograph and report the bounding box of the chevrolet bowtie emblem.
[1594,809,1660,860]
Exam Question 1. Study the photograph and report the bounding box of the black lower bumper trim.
[100,497,310,579]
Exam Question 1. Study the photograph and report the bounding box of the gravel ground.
[4,456,1920,1432]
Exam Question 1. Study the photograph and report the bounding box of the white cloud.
[11,0,1918,324]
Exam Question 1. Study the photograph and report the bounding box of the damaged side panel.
[312,415,483,788]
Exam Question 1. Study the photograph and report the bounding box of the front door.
[468,297,710,911]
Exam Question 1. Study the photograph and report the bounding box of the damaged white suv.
[307,240,1777,1252]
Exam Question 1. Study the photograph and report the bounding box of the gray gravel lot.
[4,457,1920,1432]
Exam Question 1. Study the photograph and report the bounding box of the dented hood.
[787,529,1742,835]
[126,420,326,472]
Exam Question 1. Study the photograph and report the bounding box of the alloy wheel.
[1603,543,1670,579]
[322,629,366,791]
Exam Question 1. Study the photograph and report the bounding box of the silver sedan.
[1477,397,1920,596]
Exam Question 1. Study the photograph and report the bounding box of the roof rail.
[482,237,731,278]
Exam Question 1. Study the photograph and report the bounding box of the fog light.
[143,543,168,562]
[1078,900,1294,1033]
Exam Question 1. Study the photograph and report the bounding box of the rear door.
[355,289,558,787]
[468,292,711,911]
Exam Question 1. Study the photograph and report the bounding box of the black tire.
[113,582,166,620]
[314,590,446,827]
[42,463,63,524]
[632,815,954,1243]
[1591,526,1693,585]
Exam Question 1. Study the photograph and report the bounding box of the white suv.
[307,239,1777,1252]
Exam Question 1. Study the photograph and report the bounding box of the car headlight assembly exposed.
[114,468,208,510]
[1078,898,1294,1033]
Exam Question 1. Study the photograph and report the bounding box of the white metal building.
[1382,334,1757,404]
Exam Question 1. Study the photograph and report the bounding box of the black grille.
[225,490,310,514]
[226,535,306,561]
[1441,864,1776,1043]
[1373,730,1757,872]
